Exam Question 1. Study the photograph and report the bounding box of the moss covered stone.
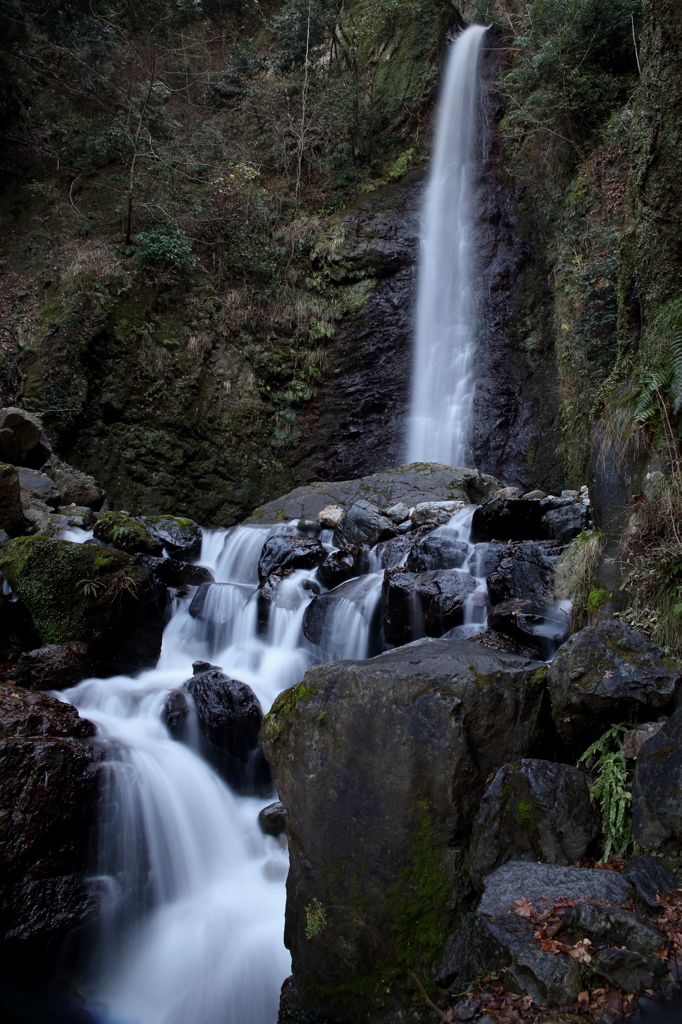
[93,512,162,555]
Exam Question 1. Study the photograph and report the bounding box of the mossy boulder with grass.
[261,636,547,1024]
[0,536,164,675]
[93,512,163,555]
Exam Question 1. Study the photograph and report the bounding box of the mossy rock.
[93,512,163,555]
[0,536,164,674]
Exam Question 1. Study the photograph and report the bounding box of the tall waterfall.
[407,24,487,467]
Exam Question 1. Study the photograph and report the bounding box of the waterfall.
[407,24,487,467]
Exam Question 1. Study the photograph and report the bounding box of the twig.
[408,970,451,1024]
[631,14,641,75]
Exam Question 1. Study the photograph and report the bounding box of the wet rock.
[94,511,163,555]
[409,499,465,527]
[0,684,101,984]
[469,760,600,888]
[406,532,468,572]
[368,532,415,569]
[143,516,201,558]
[632,708,682,848]
[303,576,382,658]
[317,546,365,589]
[542,501,589,543]
[258,801,287,837]
[494,487,523,500]
[0,407,46,467]
[623,721,665,759]
[487,599,568,657]
[624,856,679,913]
[57,504,95,529]
[591,948,667,992]
[438,863,633,1005]
[317,505,344,529]
[383,502,410,524]
[184,668,265,792]
[382,567,477,646]
[44,456,105,510]
[246,463,502,524]
[0,462,26,534]
[261,637,547,1022]
[189,582,249,622]
[547,621,681,755]
[258,570,315,637]
[563,902,664,955]
[138,554,214,589]
[257,535,326,583]
[17,467,60,508]
[471,498,547,543]
[0,536,165,676]
[465,630,543,661]
[296,519,320,537]
[522,490,547,500]
[278,975,337,1024]
[163,688,191,739]
[333,500,397,548]
[14,643,92,691]
[486,541,557,605]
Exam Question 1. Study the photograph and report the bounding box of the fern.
[578,723,633,861]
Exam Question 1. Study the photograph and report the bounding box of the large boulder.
[43,455,105,510]
[245,463,501,524]
[14,643,92,691]
[487,599,569,658]
[438,863,634,1006]
[0,462,26,535]
[257,535,326,583]
[17,467,60,508]
[471,497,587,544]
[0,684,101,984]
[486,541,558,605]
[632,708,682,848]
[469,759,600,889]
[317,546,366,589]
[180,668,267,793]
[382,567,477,646]
[93,511,163,555]
[0,536,165,676]
[142,516,201,558]
[547,621,680,755]
[333,500,397,548]
[405,532,468,572]
[302,575,382,658]
[261,637,548,1024]
[0,408,47,467]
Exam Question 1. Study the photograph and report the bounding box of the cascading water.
[407,24,487,466]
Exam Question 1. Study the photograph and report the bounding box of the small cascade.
[407,24,487,466]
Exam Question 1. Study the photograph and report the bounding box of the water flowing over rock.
[408,26,488,466]
[382,567,477,646]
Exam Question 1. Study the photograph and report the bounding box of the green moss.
[517,798,536,828]
[387,799,450,971]
[531,665,549,686]
[263,681,317,742]
[94,511,159,554]
[586,587,613,613]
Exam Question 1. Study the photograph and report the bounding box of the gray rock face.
[257,535,326,583]
[632,708,682,848]
[471,498,547,543]
[0,407,45,466]
[406,532,469,572]
[317,546,365,589]
[258,801,287,837]
[0,462,26,534]
[562,902,663,956]
[333,500,397,548]
[486,541,558,605]
[382,568,477,646]
[0,684,101,985]
[44,455,105,510]
[261,637,547,1023]
[542,502,589,543]
[438,863,634,1007]
[17,467,60,507]
[245,463,501,525]
[547,621,681,754]
[143,516,201,557]
[624,855,679,912]
[469,759,599,888]
[591,948,667,993]
[487,599,569,657]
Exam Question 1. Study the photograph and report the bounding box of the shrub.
[131,225,196,273]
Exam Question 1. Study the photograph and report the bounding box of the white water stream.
[407,24,487,466]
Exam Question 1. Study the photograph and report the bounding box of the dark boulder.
[633,708,682,848]
[17,467,61,508]
[0,408,46,467]
[405,532,468,572]
[486,541,557,605]
[547,621,680,754]
[317,546,366,589]
[1,537,165,677]
[302,576,383,657]
[624,855,679,913]
[0,463,26,535]
[14,643,92,692]
[258,801,287,837]
[487,599,569,657]
[382,567,477,646]
[438,863,633,1006]
[139,554,214,590]
[143,516,201,558]
[261,637,547,1023]
[184,668,266,793]
[258,570,317,637]
[471,499,547,543]
[469,759,600,888]
[333,500,397,548]
[542,501,589,544]
[43,456,105,510]
[163,689,191,739]
[591,948,667,993]
[0,684,101,985]
[257,535,326,583]
[367,532,415,569]
[94,512,163,555]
